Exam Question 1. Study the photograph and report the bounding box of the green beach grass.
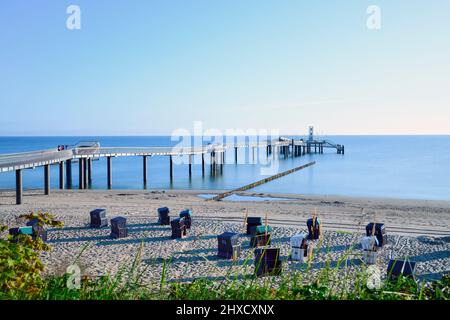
[3,258,449,300]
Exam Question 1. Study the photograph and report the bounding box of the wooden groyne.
[209,161,316,201]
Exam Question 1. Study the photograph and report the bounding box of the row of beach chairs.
[219,215,413,279]
[8,208,414,279]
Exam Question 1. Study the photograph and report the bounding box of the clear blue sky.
[1,0,449,135]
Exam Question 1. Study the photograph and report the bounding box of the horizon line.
[1,133,450,137]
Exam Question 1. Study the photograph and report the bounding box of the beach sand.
[1,189,449,235]
[0,189,449,284]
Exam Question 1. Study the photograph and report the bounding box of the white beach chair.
[361,236,379,265]
[290,232,308,262]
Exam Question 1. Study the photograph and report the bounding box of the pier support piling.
[202,153,205,176]
[87,158,92,186]
[83,158,88,189]
[169,155,173,181]
[59,161,65,190]
[78,159,84,190]
[66,159,72,189]
[189,155,192,178]
[234,147,238,164]
[107,156,112,189]
[211,152,216,175]
[44,164,50,195]
[143,156,148,186]
[216,152,220,173]
[16,169,22,205]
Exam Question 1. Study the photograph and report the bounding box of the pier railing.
[88,146,211,157]
[0,147,60,158]
[0,149,73,172]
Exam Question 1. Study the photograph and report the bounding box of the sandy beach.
[1,189,449,284]
[1,189,449,234]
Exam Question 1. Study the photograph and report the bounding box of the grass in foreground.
[3,270,449,300]
[3,242,449,301]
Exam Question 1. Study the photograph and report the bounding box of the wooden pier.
[0,127,344,204]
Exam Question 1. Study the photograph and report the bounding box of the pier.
[0,127,344,204]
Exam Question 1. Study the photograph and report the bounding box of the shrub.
[0,211,63,299]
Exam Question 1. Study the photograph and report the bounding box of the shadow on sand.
[96,235,197,246]
[288,258,363,271]
[47,235,111,243]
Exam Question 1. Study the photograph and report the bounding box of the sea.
[1,136,449,201]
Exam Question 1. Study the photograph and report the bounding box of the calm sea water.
[0,136,449,201]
